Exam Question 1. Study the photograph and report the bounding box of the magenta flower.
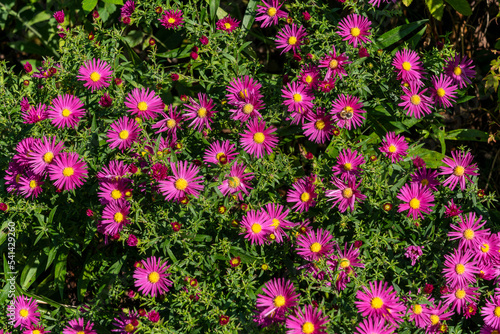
[473,234,500,264]
[48,94,86,128]
[298,64,321,90]
[98,180,129,205]
[354,318,395,334]
[256,278,299,319]
[275,23,307,55]
[398,84,433,119]
[287,178,317,213]
[255,0,287,28]
[430,74,458,108]
[442,249,479,288]
[240,209,273,246]
[203,140,238,166]
[120,0,135,18]
[152,105,183,141]
[379,132,408,163]
[319,45,351,80]
[240,118,278,158]
[397,183,434,220]
[18,173,44,199]
[285,305,329,334]
[405,245,424,266]
[392,49,424,83]
[226,76,263,105]
[159,9,184,29]
[133,256,172,297]
[445,199,463,218]
[410,167,440,191]
[426,301,455,332]
[296,228,334,261]
[48,152,88,191]
[112,311,139,334]
[218,162,254,200]
[334,243,364,273]
[354,281,405,326]
[263,203,293,243]
[282,82,315,124]
[77,58,113,92]
[124,88,163,120]
[331,148,365,181]
[326,177,366,213]
[100,200,131,235]
[107,116,141,151]
[158,161,204,201]
[337,14,372,48]
[229,95,265,122]
[23,103,48,124]
[448,212,489,251]
[216,15,240,33]
[13,295,40,328]
[302,109,334,144]
[53,10,64,23]
[481,296,500,328]
[183,93,217,132]
[63,318,97,334]
[28,136,64,175]
[439,150,479,191]
[444,53,475,88]
[330,94,366,130]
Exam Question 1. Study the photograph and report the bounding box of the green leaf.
[456,95,474,103]
[445,0,472,16]
[444,129,489,142]
[414,148,445,168]
[425,0,444,21]
[242,0,257,34]
[28,11,51,25]
[375,20,428,49]
[209,0,220,22]
[54,251,68,299]
[103,0,123,4]
[82,0,98,12]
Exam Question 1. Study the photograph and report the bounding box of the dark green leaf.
[445,0,472,16]
[425,0,444,21]
[375,20,428,49]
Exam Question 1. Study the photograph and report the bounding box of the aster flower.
[23,325,49,334]
[337,14,372,48]
[48,152,88,191]
[379,132,408,163]
[229,94,265,122]
[20,97,30,111]
[410,168,440,191]
[158,161,204,201]
[481,326,500,334]
[53,10,64,23]
[392,49,425,83]
[159,9,184,29]
[18,173,44,199]
[287,178,317,213]
[318,77,336,92]
[354,281,406,326]
[318,45,351,80]
[183,93,217,132]
[77,58,113,92]
[473,234,500,264]
[438,150,479,191]
[120,0,135,18]
[152,105,183,140]
[275,23,307,55]
[443,286,480,314]
[481,297,500,329]
[302,109,334,144]
[255,0,287,28]
[216,15,240,33]
[397,183,435,220]
[330,94,366,130]
[285,305,329,334]
[63,318,97,334]
[409,302,432,328]
[282,82,315,124]
[100,200,131,235]
[256,278,299,319]
[442,249,479,288]
[240,118,278,158]
[430,74,458,108]
[399,84,433,119]
[354,318,395,334]
[218,162,254,200]
[14,137,41,167]
[107,116,141,151]
[448,212,489,251]
[133,256,172,297]
[124,88,163,120]
[334,243,364,273]
[444,53,475,89]
[405,245,424,266]
[203,140,239,166]
[296,228,335,261]
[299,65,321,91]
[28,136,64,175]
[4,161,24,194]
[326,177,366,213]
[23,103,48,124]
[48,94,86,128]
[426,301,455,333]
[263,203,293,243]
[13,295,40,328]
[226,76,263,105]
[97,160,131,183]
[240,209,273,246]
[331,148,365,181]
[112,311,139,334]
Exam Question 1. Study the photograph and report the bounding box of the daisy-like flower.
[444,53,476,89]
[48,94,86,128]
[23,103,48,124]
[443,286,480,314]
[318,77,336,93]
[158,161,204,201]
[282,82,315,124]
[337,14,372,48]
[226,76,263,105]
[183,93,217,132]
[14,137,41,167]
[124,88,163,120]
[13,295,40,328]
[442,249,480,288]
[263,203,293,243]
[218,162,254,200]
[4,161,24,194]
[229,95,264,122]
[152,105,183,140]
[410,302,432,328]
[326,177,366,213]
[445,199,463,218]
[354,318,395,334]
[240,209,273,246]
[77,58,113,92]
[299,65,321,91]
[63,318,97,334]
[255,0,287,28]
[133,256,172,297]
[256,278,299,318]
[405,245,424,266]
[438,150,479,191]
[410,168,440,191]
[98,179,129,205]
[29,136,64,175]
[285,305,329,334]
[334,243,364,273]
[216,15,240,33]
[302,109,334,144]
[318,45,351,80]
[203,140,239,166]
[275,23,307,55]
[19,173,44,199]
[354,281,405,326]
[48,152,88,191]
[296,228,335,261]
[430,74,458,108]
[331,148,365,181]
[379,132,408,163]
[481,297,500,328]
[100,200,131,235]
[107,116,141,151]
[392,49,425,83]
[23,325,49,334]
[474,234,500,264]
[240,118,278,158]
[399,84,433,119]
[287,178,317,213]
[448,212,489,251]
[120,0,135,18]
[397,183,434,220]
[159,9,184,29]
[330,94,366,130]
[112,311,139,334]
[426,302,455,333]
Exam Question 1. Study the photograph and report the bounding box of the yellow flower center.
[137,101,148,111]
[430,314,440,325]
[455,289,466,299]
[19,308,29,318]
[300,192,310,202]
[63,167,74,177]
[168,17,176,24]
[493,331,500,334]
[243,103,254,114]
[293,93,302,102]
[421,179,429,186]
[90,71,101,82]
[453,166,465,176]
[388,145,397,153]
[251,223,262,233]
[343,163,352,171]
[175,178,188,190]
[148,271,160,283]
[455,263,465,275]
[315,120,325,130]
[310,242,321,253]
[302,322,315,334]
[33,331,41,334]
[410,94,421,105]
[62,108,71,117]
[224,22,232,29]
[481,243,490,253]
[494,306,500,317]
[124,323,135,332]
[350,27,361,37]
[305,75,313,83]
[371,297,383,309]
[329,59,338,69]
[339,258,350,268]
[454,66,462,76]
[119,130,129,140]
[273,295,285,307]
[228,176,241,188]
[402,62,412,71]
[77,332,85,334]
[414,304,423,315]
[111,189,122,200]
[342,187,353,198]
[253,132,265,144]
[216,152,226,162]
[409,198,420,209]
[43,151,54,163]
[29,180,37,189]
[114,212,124,223]
[271,218,280,228]
[463,229,474,240]
[167,119,177,129]
[197,107,207,118]
[437,88,446,97]
[15,174,21,183]
[238,89,248,99]
[288,36,297,45]
[267,7,277,16]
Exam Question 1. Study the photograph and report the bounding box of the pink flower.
[226,76,263,105]
[239,118,278,158]
[77,58,113,92]
[203,140,238,166]
[183,93,217,132]
[410,168,440,191]
[326,177,366,213]
[392,49,425,83]
[405,245,424,266]
[48,152,88,191]
[296,228,335,261]
[444,53,475,89]
[99,93,113,108]
[240,209,273,246]
[430,74,458,108]
[100,200,131,235]
[263,203,293,243]
[354,318,395,334]
[216,15,240,33]
[218,162,254,200]
[448,212,488,251]
[133,256,172,297]
[379,132,408,163]
[355,281,405,326]
[152,105,183,141]
[282,81,315,124]
[107,116,141,151]
[481,297,500,328]
[444,199,463,218]
[330,94,366,130]
[127,234,138,247]
[398,83,433,119]
[337,14,372,48]
[397,183,434,220]
[28,136,64,175]
[438,150,479,191]
[255,0,287,28]
[13,295,40,328]
[298,64,321,90]
[256,278,299,319]
[302,109,334,144]
[275,23,307,55]
[159,9,184,29]
[287,178,317,213]
[125,88,163,120]
[200,36,209,45]
[54,10,64,23]
[147,310,160,323]
[158,161,204,201]
[48,94,86,128]
[285,305,329,334]
[62,318,97,334]
[331,148,365,181]
[442,249,479,288]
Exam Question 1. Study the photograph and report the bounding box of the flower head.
[330,94,366,130]
[159,9,184,29]
[397,183,434,220]
[133,256,172,297]
[13,295,40,328]
[77,58,113,92]
[263,203,293,243]
[216,15,240,33]
[152,105,183,141]
[481,296,500,329]
[444,53,475,88]
[183,93,217,132]
[282,82,315,124]
[448,212,489,251]
[226,76,263,105]
[63,318,97,334]
[398,84,433,119]
[107,116,141,151]
[299,64,321,90]
[331,148,365,181]
[392,49,425,83]
[410,168,440,191]
[23,103,48,124]
[354,318,395,334]
[256,278,299,319]
[439,150,479,191]
[430,74,458,108]
[354,281,405,326]
[255,0,287,28]
[28,136,64,176]
[379,132,408,163]
[337,14,372,48]
[203,140,238,166]
[296,228,335,261]
[285,305,328,334]
[48,94,86,128]
[158,161,204,201]
[326,177,366,213]
[405,245,424,266]
[240,209,273,246]
[287,178,317,213]
[125,88,163,120]
[302,109,334,144]
[218,162,254,200]
[48,152,88,191]
[319,45,351,80]
[100,200,131,235]
[240,118,278,158]
[442,249,479,288]
[275,23,307,55]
